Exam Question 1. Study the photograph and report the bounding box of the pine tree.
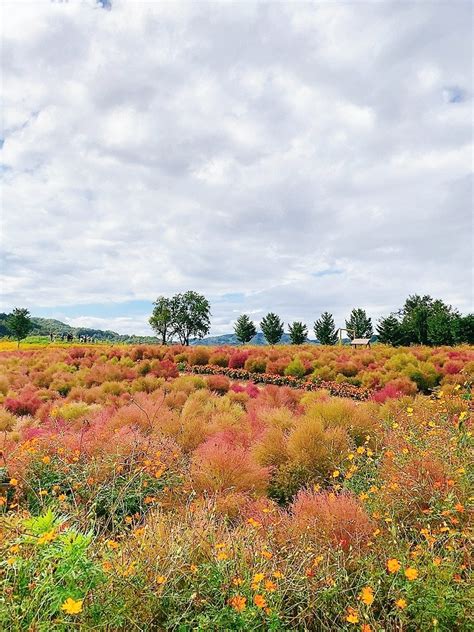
[376,314,404,346]
[313,312,338,345]
[288,321,308,345]
[260,312,284,345]
[345,308,373,340]
[234,314,257,344]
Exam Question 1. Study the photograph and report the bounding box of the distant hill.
[189,332,320,346]
[0,314,361,346]
[0,313,159,344]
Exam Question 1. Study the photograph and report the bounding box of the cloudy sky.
[1,0,472,336]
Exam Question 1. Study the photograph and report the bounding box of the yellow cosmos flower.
[61,598,83,614]
[37,530,56,545]
[345,607,359,624]
[395,598,407,609]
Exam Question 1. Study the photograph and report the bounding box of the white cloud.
[1,0,472,334]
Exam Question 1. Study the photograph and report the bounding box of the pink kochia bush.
[190,433,270,495]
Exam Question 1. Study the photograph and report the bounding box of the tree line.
[149,292,473,346]
[4,292,472,348]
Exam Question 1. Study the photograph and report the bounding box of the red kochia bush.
[4,387,42,417]
[229,351,250,369]
[290,490,373,552]
[190,435,270,494]
[150,359,179,379]
[372,377,418,403]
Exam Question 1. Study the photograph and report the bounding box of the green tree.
[376,314,404,346]
[172,291,211,346]
[345,308,373,340]
[149,296,174,345]
[260,312,284,345]
[233,314,257,344]
[7,307,33,347]
[427,300,457,346]
[314,312,338,345]
[400,294,433,345]
[456,314,474,344]
[288,321,308,345]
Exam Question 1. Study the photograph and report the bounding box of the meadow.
[0,342,472,631]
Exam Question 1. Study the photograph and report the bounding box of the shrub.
[208,352,229,367]
[228,351,249,369]
[403,361,440,392]
[151,359,179,379]
[0,375,9,395]
[284,358,306,378]
[290,490,373,552]
[244,356,267,373]
[304,399,377,445]
[189,348,210,366]
[380,453,450,517]
[5,388,42,417]
[206,375,230,394]
[372,377,418,403]
[52,401,95,422]
[287,417,350,479]
[253,426,289,467]
[190,435,270,494]
[0,407,16,432]
[267,357,290,375]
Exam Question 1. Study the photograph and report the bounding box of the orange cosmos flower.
[387,558,401,573]
[253,594,267,609]
[395,598,407,609]
[229,595,246,612]
[404,567,418,581]
[106,540,119,550]
[359,586,374,606]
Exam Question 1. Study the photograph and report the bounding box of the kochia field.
[0,343,472,631]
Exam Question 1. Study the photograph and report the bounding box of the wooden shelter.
[350,338,371,348]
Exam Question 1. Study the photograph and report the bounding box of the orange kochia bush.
[289,489,374,552]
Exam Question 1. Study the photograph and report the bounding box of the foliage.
[149,296,174,344]
[234,314,257,345]
[6,307,33,347]
[313,312,338,345]
[260,313,284,345]
[377,314,404,346]
[345,308,373,340]
[288,321,308,345]
[170,291,211,345]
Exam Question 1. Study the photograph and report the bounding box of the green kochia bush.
[284,358,306,378]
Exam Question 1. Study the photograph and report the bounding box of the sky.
[1,0,473,336]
